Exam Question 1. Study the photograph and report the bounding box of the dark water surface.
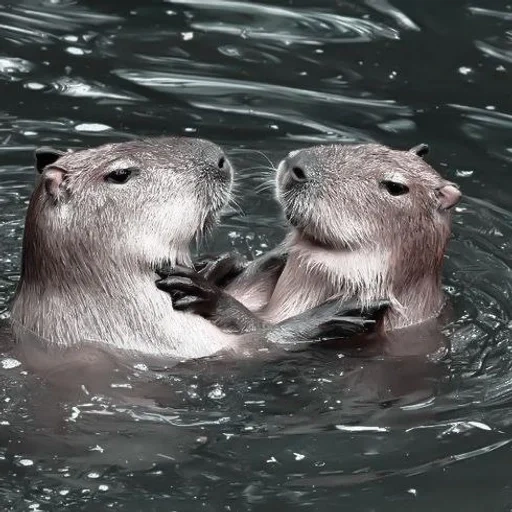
[1,0,512,510]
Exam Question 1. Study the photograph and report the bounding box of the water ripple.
[47,76,143,103]
[365,0,421,31]
[168,0,400,44]
[475,39,512,64]
[469,6,512,20]
[114,69,407,112]
[0,57,33,82]
[0,4,121,45]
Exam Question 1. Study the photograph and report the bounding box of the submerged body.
[11,138,239,360]
[10,137,383,368]
[161,142,461,351]
[225,143,461,331]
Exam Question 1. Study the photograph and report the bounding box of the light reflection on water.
[1,0,512,509]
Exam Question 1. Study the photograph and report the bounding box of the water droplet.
[87,472,100,479]
[75,123,112,132]
[68,406,80,422]
[458,66,473,75]
[293,453,306,461]
[1,358,21,369]
[208,384,226,400]
[181,32,194,41]
[19,459,34,467]
[66,47,86,56]
[110,383,132,389]
[98,484,109,491]
[0,57,32,77]
[25,82,46,91]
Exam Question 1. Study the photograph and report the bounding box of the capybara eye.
[218,157,225,169]
[105,168,138,184]
[380,180,409,196]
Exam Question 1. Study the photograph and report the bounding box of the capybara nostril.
[285,151,312,183]
[291,165,307,182]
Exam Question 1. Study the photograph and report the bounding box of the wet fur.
[226,143,458,331]
[11,137,239,359]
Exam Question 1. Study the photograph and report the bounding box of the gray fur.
[11,137,239,359]
[227,143,461,331]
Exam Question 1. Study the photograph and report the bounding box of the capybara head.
[276,143,461,269]
[24,137,233,280]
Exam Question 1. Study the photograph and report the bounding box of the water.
[1,0,512,509]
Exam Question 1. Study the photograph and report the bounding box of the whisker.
[227,196,245,217]
[227,148,275,169]
[236,165,276,181]
[233,168,273,183]
[254,180,276,194]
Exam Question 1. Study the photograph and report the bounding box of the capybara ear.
[436,182,461,210]
[409,143,429,158]
[34,147,67,174]
[43,167,69,203]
